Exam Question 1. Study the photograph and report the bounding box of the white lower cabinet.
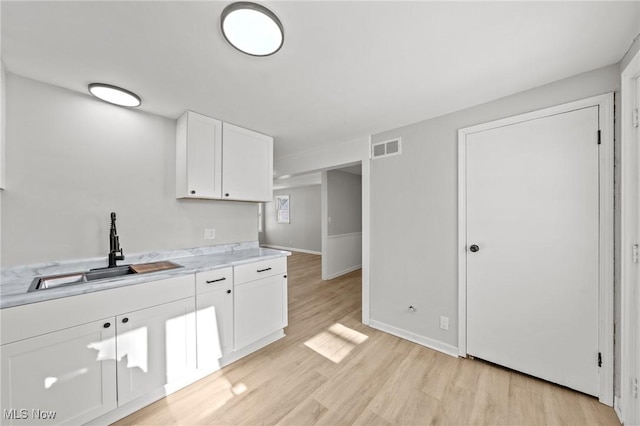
[195,268,234,371]
[234,274,287,349]
[0,318,117,425]
[234,258,288,350]
[116,297,196,406]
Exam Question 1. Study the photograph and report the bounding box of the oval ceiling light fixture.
[221,2,284,56]
[88,83,142,107]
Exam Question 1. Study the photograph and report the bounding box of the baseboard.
[614,396,623,424]
[325,264,362,280]
[369,319,459,358]
[261,244,321,255]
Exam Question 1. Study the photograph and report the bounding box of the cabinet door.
[234,274,286,350]
[0,318,117,425]
[176,111,222,199]
[222,122,273,202]
[116,298,196,406]
[196,286,233,370]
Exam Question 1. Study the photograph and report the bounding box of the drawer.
[234,257,287,285]
[196,267,233,294]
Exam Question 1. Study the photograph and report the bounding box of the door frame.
[457,93,614,406]
[621,49,640,425]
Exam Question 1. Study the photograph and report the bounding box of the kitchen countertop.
[0,242,290,309]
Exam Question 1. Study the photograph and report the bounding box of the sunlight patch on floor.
[232,383,248,395]
[304,323,368,363]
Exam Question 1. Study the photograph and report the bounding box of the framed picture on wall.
[276,195,290,223]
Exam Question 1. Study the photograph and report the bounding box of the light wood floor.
[115,252,620,426]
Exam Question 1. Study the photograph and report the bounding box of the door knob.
[469,244,480,252]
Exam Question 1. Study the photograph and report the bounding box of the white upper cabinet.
[176,111,223,199]
[176,111,273,202]
[221,123,273,202]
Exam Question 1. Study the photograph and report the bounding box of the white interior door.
[465,106,600,396]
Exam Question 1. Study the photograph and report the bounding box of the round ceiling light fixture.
[88,83,142,107]
[221,2,284,56]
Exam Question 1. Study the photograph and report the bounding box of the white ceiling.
[2,1,639,160]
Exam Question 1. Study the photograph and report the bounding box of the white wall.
[1,60,5,267]
[322,169,362,279]
[1,60,5,189]
[262,185,321,254]
[327,170,361,236]
[2,74,258,266]
[369,64,620,353]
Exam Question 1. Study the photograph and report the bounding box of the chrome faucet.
[108,212,125,268]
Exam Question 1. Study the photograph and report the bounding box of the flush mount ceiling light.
[221,2,284,56]
[88,83,141,107]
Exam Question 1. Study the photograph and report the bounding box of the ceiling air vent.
[371,138,402,159]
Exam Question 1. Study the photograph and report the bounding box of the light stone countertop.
[0,241,290,309]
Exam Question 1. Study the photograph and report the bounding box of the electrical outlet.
[203,228,216,240]
[440,316,449,331]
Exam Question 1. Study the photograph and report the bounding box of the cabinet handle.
[257,267,272,273]
[284,275,287,278]
[225,193,230,197]
[206,277,227,284]
[190,190,196,195]
[103,322,111,328]
[227,289,232,294]
[122,318,129,324]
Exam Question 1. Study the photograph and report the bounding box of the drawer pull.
[257,267,272,273]
[206,277,227,284]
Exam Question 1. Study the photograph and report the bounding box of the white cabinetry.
[175,111,273,202]
[234,257,288,349]
[0,257,288,425]
[0,275,195,425]
[195,267,234,372]
[222,123,273,202]
[0,318,117,425]
[176,111,223,199]
[116,298,196,407]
